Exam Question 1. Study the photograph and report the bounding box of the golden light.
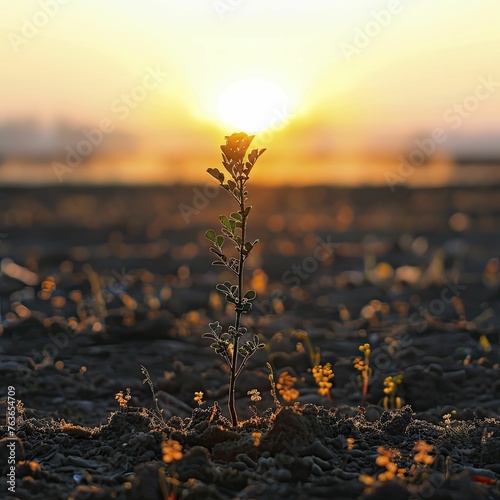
[217,78,289,132]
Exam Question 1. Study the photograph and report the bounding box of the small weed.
[312,362,334,402]
[413,441,434,466]
[161,438,183,463]
[247,388,262,417]
[354,343,372,405]
[279,329,321,367]
[276,371,300,403]
[381,373,403,410]
[251,431,262,447]
[115,388,131,410]
[193,391,205,406]
[16,399,25,426]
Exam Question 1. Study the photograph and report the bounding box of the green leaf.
[205,229,216,242]
[243,206,251,217]
[244,242,253,252]
[244,290,257,300]
[216,235,224,247]
[219,215,231,230]
[230,212,242,221]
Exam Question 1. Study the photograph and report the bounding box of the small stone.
[301,440,334,461]
[232,461,247,471]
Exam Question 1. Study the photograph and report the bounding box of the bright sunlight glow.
[217,78,289,133]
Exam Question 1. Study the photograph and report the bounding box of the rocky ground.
[0,185,499,499]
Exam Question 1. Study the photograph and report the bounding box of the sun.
[217,78,289,133]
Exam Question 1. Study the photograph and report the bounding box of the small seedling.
[252,431,262,447]
[359,446,406,493]
[381,373,403,410]
[312,362,334,402]
[203,133,267,426]
[193,391,205,406]
[354,343,372,405]
[161,438,184,463]
[276,371,299,403]
[413,441,434,466]
[290,329,321,367]
[115,388,131,410]
[16,400,25,426]
[247,388,262,417]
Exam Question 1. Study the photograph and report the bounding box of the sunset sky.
[1,0,500,184]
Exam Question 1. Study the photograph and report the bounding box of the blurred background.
[1,1,500,423]
[1,0,500,186]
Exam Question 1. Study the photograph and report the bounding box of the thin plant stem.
[228,179,246,426]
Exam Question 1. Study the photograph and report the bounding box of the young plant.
[203,132,266,426]
[115,388,131,411]
[381,373,403,410]
[276,371,299,403]
[354,343,372,405]
[311,362,334,402]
